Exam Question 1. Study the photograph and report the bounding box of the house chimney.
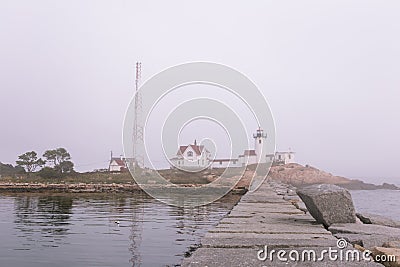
[194,139,197,146]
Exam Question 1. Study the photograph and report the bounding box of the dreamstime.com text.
[257,239,397,264]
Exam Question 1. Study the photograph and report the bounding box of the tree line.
[14,148,75,178]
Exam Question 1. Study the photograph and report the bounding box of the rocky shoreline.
[269,181,400,266]
[0,182,141,193]
[268,163,400,191]
[0,182,249,195]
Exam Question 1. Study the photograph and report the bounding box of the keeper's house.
[169,140,212,170]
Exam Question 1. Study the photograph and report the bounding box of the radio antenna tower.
[133,62,144,169]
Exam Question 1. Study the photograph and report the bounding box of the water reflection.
[1,193,240,266]
[14,195,73,248]
[129,197,145,267]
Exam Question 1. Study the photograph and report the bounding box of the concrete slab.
[211,224,328,234]
[219,213,319,225]
[201,238,339,248]
[204,232,335,240]
[182,247,383,267]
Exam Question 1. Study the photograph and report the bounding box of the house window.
[259,139,261,144]
[220,161,222,165]
[187,151,193,157]
[289,155,291,159]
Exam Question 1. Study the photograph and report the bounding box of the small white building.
[238,149,257,166]
[266,151,295,165]
[108,153,135,172]
[170,140,212,170]
[109,157,127,172]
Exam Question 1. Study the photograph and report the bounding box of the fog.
[1,0,399,185]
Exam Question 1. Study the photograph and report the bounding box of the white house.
[170,140,212,170]
[108,155,134,172]
[109,157,127,172]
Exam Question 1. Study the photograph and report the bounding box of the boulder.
[357,213,400,228]
[296,184,356,227]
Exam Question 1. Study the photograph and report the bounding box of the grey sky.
[1,1,399,184]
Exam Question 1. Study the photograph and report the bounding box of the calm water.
[0,193,240,267]
[351,189,400,221]
[1,190,398,267]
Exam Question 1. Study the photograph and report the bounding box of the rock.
[381,183,400,190]
[296,184,356,227]
[329,223,400,236]
[290,200,308,214]
[275,189,287,195]
[283,195,300,201]
[329,223,400,249]
[356,217,364,224]
[333,233,398,249]
[286,189,297,196]
[371,247,400,267]
[354,243,368,252]
[357,213,400,228]
[383,241,400,249]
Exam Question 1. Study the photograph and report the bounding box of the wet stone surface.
[182,181,381,266]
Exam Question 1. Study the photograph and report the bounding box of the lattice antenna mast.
[133,62,144,168]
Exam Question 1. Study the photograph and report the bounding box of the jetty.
[182,180,382,266]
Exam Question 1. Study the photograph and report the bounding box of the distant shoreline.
[0,182,248,195]
[0,182,141,193]
[0,163,398,193]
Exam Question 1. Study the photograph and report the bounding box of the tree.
[16,151,45,174]
[55,160,74,174]
[43,148,71,167]
[43,150,57,166]
[43,148,74,174]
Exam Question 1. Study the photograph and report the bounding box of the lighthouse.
[253,127,267,163]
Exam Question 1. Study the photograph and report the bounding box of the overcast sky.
[1,0,399,185]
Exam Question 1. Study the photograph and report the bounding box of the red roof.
[177,144,207,156]
[110,158,125,166]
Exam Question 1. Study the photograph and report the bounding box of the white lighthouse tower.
[253,127,267,163]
